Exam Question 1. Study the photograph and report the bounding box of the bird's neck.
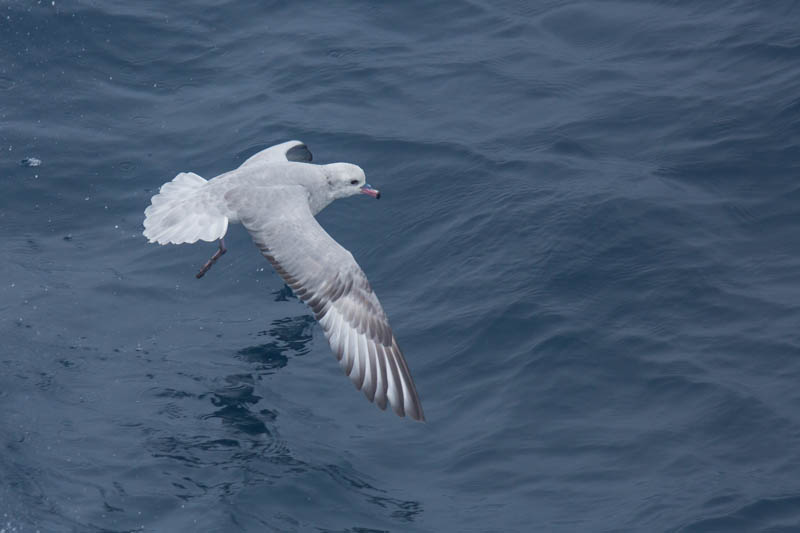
[306,181,336,215]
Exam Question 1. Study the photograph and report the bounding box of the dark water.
[2,1,800,531]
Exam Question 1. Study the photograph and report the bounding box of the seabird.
[143,141,425,421]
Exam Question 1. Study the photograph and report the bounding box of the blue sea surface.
[2,1,800,531]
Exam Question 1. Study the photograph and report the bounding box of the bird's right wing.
[225,186,425,421]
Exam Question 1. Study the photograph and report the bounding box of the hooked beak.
[360,183,381,199]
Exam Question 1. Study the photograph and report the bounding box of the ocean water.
[2,1,800,531]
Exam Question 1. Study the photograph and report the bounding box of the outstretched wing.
[239,140,313,170]
[225,186,425,421]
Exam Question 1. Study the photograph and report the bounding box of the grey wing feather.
[227,186,425,421]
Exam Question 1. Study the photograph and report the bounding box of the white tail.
[143,172,228,245]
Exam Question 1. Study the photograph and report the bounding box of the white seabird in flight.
[142,141,425,421]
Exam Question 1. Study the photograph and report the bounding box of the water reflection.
[141,312,422,526]
[271,284,295,302]
[235,315,315,372]
[147,316,315,476]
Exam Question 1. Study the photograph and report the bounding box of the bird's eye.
[350,179,359,185]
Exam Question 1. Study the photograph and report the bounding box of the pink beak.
[360,183,381,199]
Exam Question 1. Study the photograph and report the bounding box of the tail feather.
[143,172,228,245]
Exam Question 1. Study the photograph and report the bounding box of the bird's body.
[143,141,425,421]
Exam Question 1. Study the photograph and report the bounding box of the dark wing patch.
[285,143,313,162]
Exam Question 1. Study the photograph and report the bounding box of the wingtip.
[408,403,426,422]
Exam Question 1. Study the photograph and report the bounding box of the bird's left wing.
[238,140,313,169]
[225,186,425,421]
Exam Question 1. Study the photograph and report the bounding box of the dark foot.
[196,239,227,279]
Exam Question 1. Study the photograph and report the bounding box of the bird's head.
[325,163,380,200]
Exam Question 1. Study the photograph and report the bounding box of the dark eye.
[350,179,359,185]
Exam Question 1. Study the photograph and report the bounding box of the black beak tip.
[375,191,381,200]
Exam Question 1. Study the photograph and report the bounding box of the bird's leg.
[196,238,227,279]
